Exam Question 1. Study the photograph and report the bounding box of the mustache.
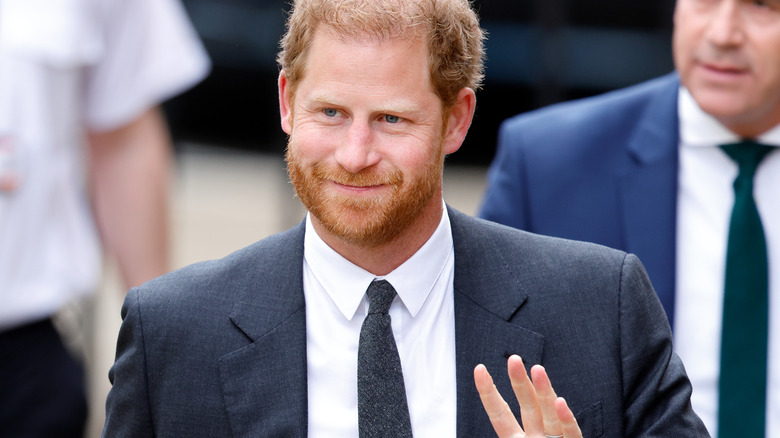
[312,164,402,187]
[694,46,750,70]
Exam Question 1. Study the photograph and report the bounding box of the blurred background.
[166,0,677,165]
[86,1,679,435]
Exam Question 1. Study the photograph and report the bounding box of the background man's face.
[281,28,447,248]
[673,0,780,136]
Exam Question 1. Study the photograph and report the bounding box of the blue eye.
[384,114,400,123]
[323,108,338,117]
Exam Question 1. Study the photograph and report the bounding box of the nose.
[705,1,745,47]
[334,120,380,173]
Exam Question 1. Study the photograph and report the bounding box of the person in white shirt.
[479,0,780,436]
[0,0,209,435]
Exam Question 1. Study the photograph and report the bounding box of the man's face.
[280,28,453,248]
[673,0,780,137]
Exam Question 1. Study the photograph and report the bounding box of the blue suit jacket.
[480,73,680,327]
[103,207,706,437]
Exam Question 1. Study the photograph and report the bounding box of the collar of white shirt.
[303,200,453,320]
[679,87,780,147]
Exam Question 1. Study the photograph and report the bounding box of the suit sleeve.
[618,254,709,436]
[103,288,155,437]
[478,119,530,230]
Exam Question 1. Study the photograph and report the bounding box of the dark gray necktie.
[718,141,774,437]
[357,279,413,437]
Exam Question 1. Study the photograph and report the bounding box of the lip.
[696,61,750,81]
[331,181,387,193]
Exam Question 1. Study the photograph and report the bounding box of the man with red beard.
[480,0,780,436]
[103,1,707,437]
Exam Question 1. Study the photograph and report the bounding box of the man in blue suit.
[480,0,780,436]
[103,0,708,436]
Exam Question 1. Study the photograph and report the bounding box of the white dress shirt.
[675,87,780,436]
[303,203,457,437]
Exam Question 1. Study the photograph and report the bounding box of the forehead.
[308,26,428,71]
[296,27,436,103]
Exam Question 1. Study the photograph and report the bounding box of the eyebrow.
[308,93,424,116]
[378,100,425,116]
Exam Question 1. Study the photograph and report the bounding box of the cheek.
[384,140,435,168]
[745,37,780,101]
[289,125,336,159]
[762,44,780,89]
[672,27,694,71]
[388,138,443,176]
[670,4,705,62]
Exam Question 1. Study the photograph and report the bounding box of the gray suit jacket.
[103,207,708,437]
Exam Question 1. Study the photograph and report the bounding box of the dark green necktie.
[718,140,774,437]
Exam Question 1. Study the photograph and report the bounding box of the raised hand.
[474,355,582,438]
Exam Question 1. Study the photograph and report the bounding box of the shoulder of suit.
[501,73,679,133]
[133,223,305,304]
[450,209,627,269]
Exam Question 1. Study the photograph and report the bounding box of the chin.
[690,88,750,121]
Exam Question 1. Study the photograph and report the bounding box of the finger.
[507,355,544,436]
[555,397,583,438]
[530,365,562,436]
[474,364,524,437]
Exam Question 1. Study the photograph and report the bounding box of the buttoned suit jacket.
[479,73,681,327]
[103,206,707,437]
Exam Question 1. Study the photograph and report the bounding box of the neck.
[312,199,444,276]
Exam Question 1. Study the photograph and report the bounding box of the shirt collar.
[678,86,780,147]
[303,200,453,320]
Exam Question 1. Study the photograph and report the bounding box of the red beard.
[286,144,443,248]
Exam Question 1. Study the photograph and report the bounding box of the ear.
[279,70,293,134]
[441,87,476,155]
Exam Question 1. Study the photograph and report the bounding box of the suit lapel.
[449,208,545,436]
[218,223,310,437]
[617,74,680,325]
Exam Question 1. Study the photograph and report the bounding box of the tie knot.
[366,280,397,315]
[720,141,775,178]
